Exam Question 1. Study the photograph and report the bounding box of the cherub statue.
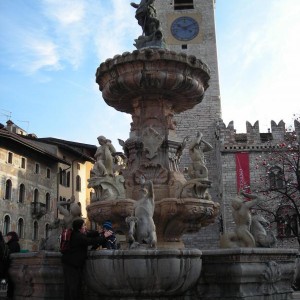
[91,136,116,177]
[188,131,213,180]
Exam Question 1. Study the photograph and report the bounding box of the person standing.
[0,231,9,279]
[5,231,20,299]
[61,219,107,300]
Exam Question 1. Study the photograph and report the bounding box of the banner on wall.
[235,152,250,193]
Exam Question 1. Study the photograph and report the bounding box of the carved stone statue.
[188,131,213,180]
[220,192,262,248]
[250,214,277,248]
[130,0,165,49]
[40,197,82,250]
[91,136,116,177]
[126,176,157,248]
[57,196,82,229]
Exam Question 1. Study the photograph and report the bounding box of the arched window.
[33,221,38,240]
[45,193,50,211]
[19,184,25,203]
[18,218,24,239]
[45,224,50,239]
[269,166,284,190]
[5,179,12,200]
[276,205,298,238]
[33,189,39,203]
[3,215,11,235]
[76,175,81,191]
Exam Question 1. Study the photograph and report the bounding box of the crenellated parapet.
[216,119,300,152]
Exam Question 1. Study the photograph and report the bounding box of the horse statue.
[250,214,277,248]
[125,176,157,249]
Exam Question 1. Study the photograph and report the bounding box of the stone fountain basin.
[84,248,202,297]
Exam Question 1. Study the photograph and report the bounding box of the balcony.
[31,202,46,219]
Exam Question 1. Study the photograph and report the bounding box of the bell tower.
[155,0,222,248]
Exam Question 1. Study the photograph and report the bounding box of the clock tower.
[155,0,222,249]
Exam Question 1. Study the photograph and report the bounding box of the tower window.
[46,168,51,179]
[76,175,81,192]
[182,44,188,49]
[174,0,194,10]
[3,215,11,235]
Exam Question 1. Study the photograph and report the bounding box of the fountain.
[83,1,219,298]
[8,1,297,300]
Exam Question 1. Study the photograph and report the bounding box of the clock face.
[171,16,199,41]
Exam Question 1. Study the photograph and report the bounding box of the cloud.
[219,0,300,132]
[93,0,140,62]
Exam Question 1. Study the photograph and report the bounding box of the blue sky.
[0,0,299,151]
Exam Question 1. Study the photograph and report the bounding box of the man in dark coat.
[5,231,20,298]
[61,218,107,300]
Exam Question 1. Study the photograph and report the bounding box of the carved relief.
[142,127,163,159]
[260,261,281,294]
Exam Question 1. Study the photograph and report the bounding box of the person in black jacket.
[0,231,9,279]
[6,232,20,254]
[5,231,20,299]
[61,218,106,300]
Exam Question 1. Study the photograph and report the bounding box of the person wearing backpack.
[61,218,107,300]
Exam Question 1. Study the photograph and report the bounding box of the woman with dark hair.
[6,232,20,254]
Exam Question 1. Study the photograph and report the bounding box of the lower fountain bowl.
[84,248,202,297]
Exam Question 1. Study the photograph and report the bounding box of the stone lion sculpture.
[126,176,157,248]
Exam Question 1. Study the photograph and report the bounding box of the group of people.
[0,231,21,299]
[61,219,117,300]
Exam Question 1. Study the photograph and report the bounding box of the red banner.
[235,152,250,193]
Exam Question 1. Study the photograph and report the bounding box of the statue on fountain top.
[131,0,166,49]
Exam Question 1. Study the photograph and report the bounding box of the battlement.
[216,119,300,151]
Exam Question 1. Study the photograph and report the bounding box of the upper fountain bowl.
[96,48,210,114]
